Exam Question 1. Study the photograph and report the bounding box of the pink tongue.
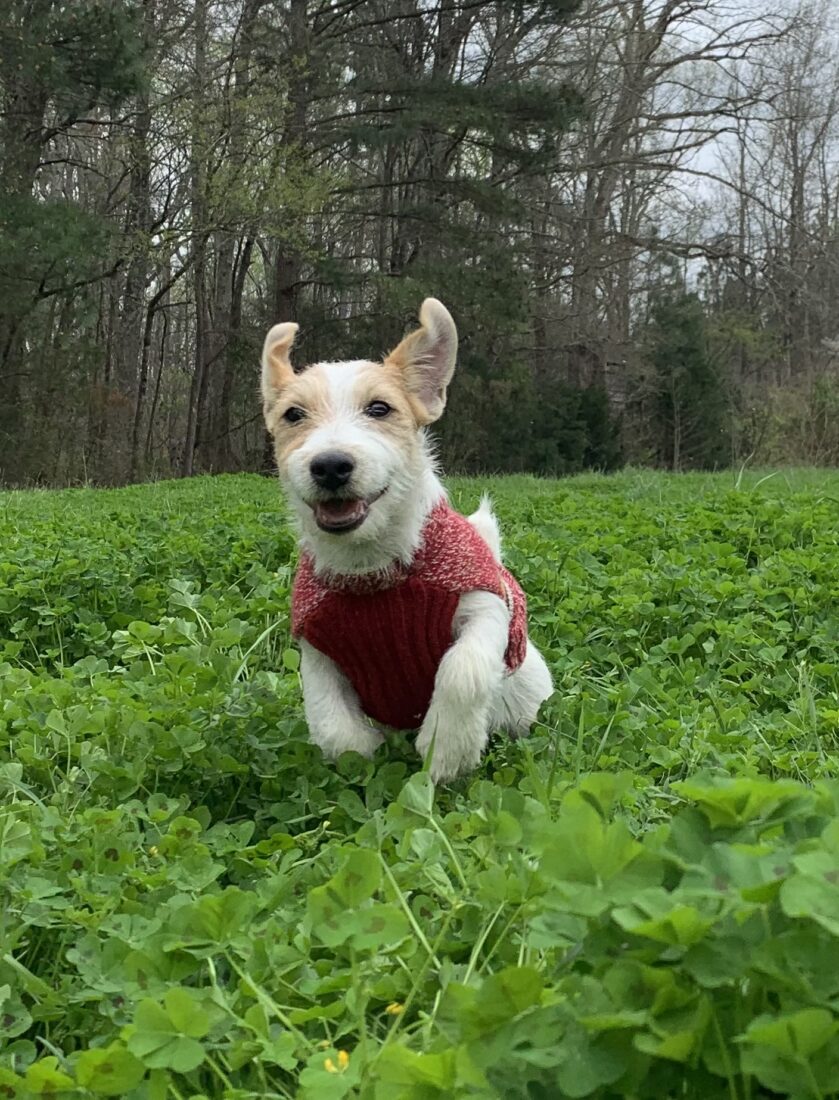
[315,499,366,525]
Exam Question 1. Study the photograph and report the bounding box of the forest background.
[2,0,838,487]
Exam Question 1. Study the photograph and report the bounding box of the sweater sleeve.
[415,507,528,672]
[413,506,507,599]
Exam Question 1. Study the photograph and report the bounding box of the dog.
[261,298,553,782]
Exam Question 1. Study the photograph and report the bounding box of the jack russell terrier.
[261,298,552,782]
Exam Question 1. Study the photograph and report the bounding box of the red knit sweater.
[291,502,527,730]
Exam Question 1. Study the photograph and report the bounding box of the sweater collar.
[300,501,453,594]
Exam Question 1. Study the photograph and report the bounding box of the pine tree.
[645,293,730,471]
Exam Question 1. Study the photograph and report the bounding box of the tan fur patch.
[378,362,435,427]
[266,359,428,467]
[382,298,457,424]
[265,367,332,462]
[353,362,426,443]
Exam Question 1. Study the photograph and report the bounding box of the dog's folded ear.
[385,298,458,424]
[261,322,299,413]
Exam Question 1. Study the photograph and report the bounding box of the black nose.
[310,451,355,491]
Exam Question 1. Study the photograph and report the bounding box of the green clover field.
[2,470,839,1100]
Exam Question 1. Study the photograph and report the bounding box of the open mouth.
[311,489,386,533]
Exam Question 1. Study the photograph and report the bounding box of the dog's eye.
[283,406,306,424]
[364,401,392,419]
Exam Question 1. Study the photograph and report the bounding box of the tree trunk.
[145,304,170,470]
[209,236,254,470]
[114,19,155,482]
[0,4,50,482]
[182,0,209,479]
[198,0,264,472]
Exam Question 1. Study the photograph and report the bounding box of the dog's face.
[261,298,457,542]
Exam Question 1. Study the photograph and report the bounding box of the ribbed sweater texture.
[292,503,527,730]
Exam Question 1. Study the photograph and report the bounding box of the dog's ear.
[385,298,457,424]
[261,322,299,413]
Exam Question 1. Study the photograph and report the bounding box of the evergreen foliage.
[645,293,731,471]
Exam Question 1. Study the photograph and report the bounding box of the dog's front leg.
[300,639,384,760]
[416,591,508,783]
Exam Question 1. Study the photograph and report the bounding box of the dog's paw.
[310,722,384,761]
[415,721,485,784]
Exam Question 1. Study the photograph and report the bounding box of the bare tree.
[2,0,839,484]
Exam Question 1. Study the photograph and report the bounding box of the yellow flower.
[385,1002,404,1016]
[148,846,159,857]
[324,1050,350,1073]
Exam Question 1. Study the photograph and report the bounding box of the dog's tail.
[467,494,502,563]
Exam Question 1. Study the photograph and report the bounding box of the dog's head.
[261,298,457,543]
